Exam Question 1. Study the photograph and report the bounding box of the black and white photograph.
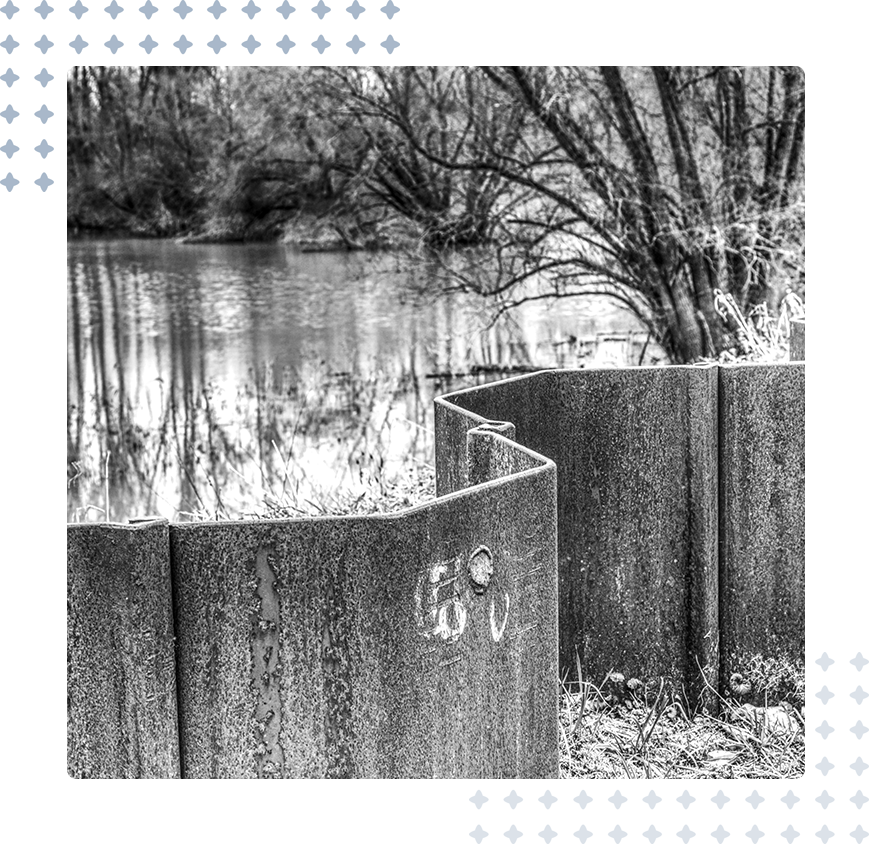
[66,66,805,779]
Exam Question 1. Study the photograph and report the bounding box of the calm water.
[67,239,658,522]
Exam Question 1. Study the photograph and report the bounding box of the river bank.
[68,208,411,253]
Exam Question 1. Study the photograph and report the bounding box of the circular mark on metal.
[468,545,494,594]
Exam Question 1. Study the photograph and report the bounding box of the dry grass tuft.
[706,288,805,365]
[725,653,806,711]
[257,460,436,519]
[559,657,805,779]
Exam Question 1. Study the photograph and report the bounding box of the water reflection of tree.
[67,252,442,522]
[67,245,660,522]
[67,254,86,470]
[165,263,205,516]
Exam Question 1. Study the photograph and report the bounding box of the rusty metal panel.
[67,362,804,777]
[718,363,805,682]
[169,427,558,778]
[67,520,181,778]
[438,367,720,704]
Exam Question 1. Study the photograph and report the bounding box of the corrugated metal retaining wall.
[436,363,805,706]
[68,362,803,778]
[68,427,558,778]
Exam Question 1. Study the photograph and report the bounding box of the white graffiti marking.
[489,589,510,642]
[415,551,511,644]
[414,558,467,643]
[435,594,467,644]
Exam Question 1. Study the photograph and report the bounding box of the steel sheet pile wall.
[67,363,803,777]
[719,364,805,682]
[438,367,719,703]
[67,520,180,778]
[437,363,805,704]
[68,430,558,778]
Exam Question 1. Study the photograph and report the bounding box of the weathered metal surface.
[67,520,180,778]
[67,363,804,777]
[168,427,558,778]
[438,367,720,702]
[718,363,805,680]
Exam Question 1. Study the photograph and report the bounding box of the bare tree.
[355,66,805,363]
[328,67,533,249]
[68,66,223,233]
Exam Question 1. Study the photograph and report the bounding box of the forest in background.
[67,66,805,364]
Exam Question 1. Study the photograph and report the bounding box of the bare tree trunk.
[669,276,706,362]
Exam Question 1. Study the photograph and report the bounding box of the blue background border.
[0,0,840,842]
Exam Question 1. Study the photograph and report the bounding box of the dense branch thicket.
[68,66,805,363]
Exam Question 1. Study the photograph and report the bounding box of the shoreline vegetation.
[67,210,408,253]
[68,66,804,364]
